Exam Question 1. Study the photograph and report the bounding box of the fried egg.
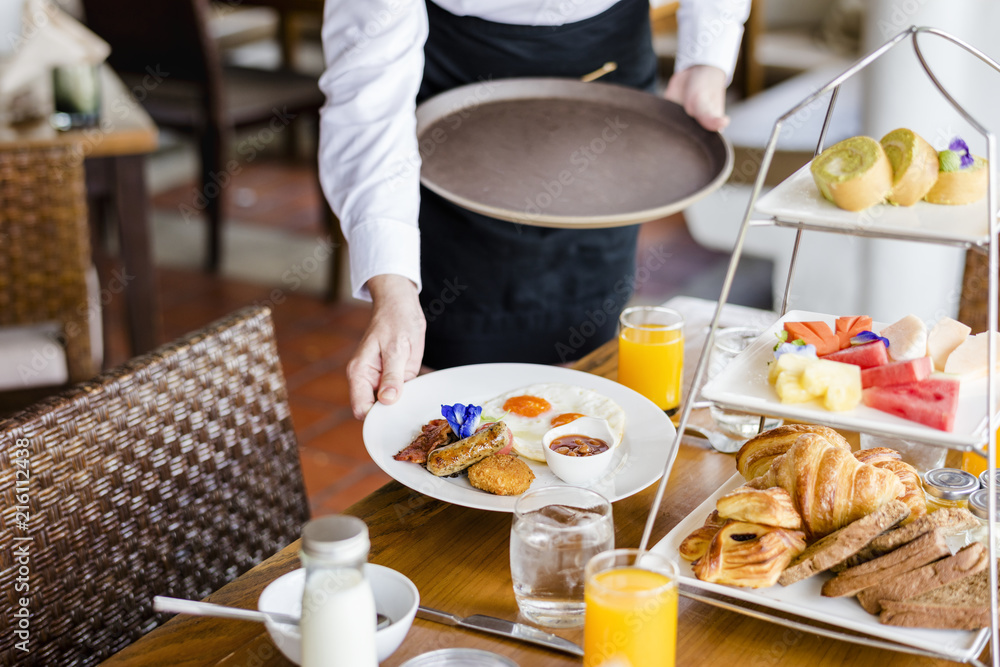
[480,383,626,462]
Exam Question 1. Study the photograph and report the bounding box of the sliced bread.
[856,542,988,614]
[778,499,909,586]
[821,529,949,598]
[832,507,978,572]
[880,568,994,630]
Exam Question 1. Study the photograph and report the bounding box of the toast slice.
[832,508,977,572]
[821,529,949,598]
[880,567,994,630]
[857,542,988,614]
[778,500,909,586]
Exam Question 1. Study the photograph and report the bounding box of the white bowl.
[542,416,617,485]
[257,564,419,664]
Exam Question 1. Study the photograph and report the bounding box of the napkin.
[0,0,109,117]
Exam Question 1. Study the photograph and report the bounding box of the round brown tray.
[415,78,734,228]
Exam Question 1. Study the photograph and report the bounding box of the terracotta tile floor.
[98,159,772,517]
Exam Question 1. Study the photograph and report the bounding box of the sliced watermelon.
[861,356,932,389]
[836,315,874,349]
[821,341,888,369]
[784,321,839,356]
[862,377,960,431]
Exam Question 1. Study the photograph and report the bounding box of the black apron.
[418,0,657,368]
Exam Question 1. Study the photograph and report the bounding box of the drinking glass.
[510,486,614,627]
[860,433,947,473]
[707,327,781,449]
[618,306,684,415]
[583,549,679,667]
[51,64,101,130]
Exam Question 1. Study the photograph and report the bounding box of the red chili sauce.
[549,434,609,457]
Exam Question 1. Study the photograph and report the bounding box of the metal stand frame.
[638,25,1000,666]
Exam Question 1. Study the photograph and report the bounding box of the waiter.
[319,0,751,419]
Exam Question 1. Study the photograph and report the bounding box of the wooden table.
[0,66,161,356]
[99,302,982,666]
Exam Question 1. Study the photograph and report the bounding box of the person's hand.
[347,274,426,420]
[664,64,730,132]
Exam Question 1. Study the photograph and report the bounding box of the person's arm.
[319,1,429,418]
[665,0,752,131]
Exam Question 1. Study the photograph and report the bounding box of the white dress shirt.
[318,0,751,300]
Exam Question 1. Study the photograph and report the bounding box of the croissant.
[716,485,802,530]
[750,433,905,539]
[736,424,851,481]
[693,520,806,588]
[679,510,727,562]
[853,448,926,524]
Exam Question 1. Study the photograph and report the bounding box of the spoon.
[153,596,392,630]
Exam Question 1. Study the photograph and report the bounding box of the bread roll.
[810,136,893,211]
[880,128,939,206]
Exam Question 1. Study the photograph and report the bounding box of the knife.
[416,606,584,657]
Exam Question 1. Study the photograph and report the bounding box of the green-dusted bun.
[810,136,893,211]
[924,154,988,205]
[880,128,939,206]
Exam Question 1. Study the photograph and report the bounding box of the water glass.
[510,486,614,627]
[860,433,947,473]
[707,327,781,448]
[583,549,679,667]
[618,306,684,415]
[52,64,101,130]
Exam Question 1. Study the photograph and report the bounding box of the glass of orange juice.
[618,307,684,415]
[583,548,678,667]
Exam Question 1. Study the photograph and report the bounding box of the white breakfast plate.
[754,165,991,246]
[700,309,992,449]
[653,473,990,663]
[362,363,676,512]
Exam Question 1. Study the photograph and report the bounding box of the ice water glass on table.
[583,549,679,667]
[618,307,684,415]
[707,327,781,450]
[510,487,614,627]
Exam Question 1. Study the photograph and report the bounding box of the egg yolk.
[550,412,584,428]
[503,395,552,417]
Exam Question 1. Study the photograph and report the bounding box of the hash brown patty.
[467,454,534,496]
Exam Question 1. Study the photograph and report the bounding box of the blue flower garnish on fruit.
[441,403,482,439]
[774,342,816,359]
[949,137,975,169]
[851,330,889,347]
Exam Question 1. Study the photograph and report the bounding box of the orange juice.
[583,567,678,667]
[962,426,1000,476]
[618,325,684,412]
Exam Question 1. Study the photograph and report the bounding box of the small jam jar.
[966,488,1000,551]
[979,469,1000,489]
[923,468,979,512]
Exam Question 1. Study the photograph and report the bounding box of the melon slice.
[821,340,888,369]
[879,315,928,362]
[835,315,874,349]
[928,317,972,371]
[862,377,960,431]
[861,356,932,389]
[784,321,840,356]
[944,331,1000,379]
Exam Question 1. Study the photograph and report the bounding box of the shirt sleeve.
[675,0,752,85]
[318,1,428,301]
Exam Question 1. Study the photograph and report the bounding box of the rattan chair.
[0,305,309,666]
[0,142,97,394]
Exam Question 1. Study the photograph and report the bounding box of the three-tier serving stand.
[639,26,1000,667]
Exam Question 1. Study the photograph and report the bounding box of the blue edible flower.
[774,342,817,359]
[441,403,482,439]
[851,330,889,348]
[949,137,975,169]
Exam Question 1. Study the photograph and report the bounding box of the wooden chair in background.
[0,305,309,665]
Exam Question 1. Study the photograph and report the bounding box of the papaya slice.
[835,315,874,350]
[784,321,840,356]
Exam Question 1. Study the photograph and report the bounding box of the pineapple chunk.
[801,359,862,411]
[775,372,819,403]
[768,352,815,384]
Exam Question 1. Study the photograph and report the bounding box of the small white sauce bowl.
[542,416,617,485]
[257,563,419,664]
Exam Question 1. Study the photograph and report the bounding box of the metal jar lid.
[923,468,979,500]
[979,469,1000,489]
[400,648,519,666]
[968,488,1000,520]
